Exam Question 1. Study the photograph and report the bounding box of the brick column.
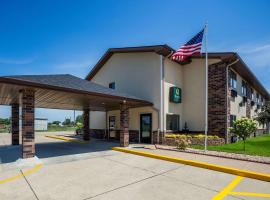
[120,103,129,147]
[11,104,20,145]
[83,108,90,141]
[208,62,228,138]
[21,89,35,159]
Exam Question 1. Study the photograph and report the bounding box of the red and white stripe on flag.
[171,29,204,62]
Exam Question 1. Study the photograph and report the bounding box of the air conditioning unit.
[242,96,247,103]
[231,89,238,97]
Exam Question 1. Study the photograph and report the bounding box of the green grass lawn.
[191,134,270,157]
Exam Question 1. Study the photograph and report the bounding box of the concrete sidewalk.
[128,144,270,175]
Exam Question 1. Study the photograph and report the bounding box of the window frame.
[166,114,180,131]
[230,115,236,127]
[229,71,237,90]
[109,82,115,89]
[241,80,247,97]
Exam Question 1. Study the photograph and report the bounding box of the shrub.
[176,137,191,150]
[229,118,257,151]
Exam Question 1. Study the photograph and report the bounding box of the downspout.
[152,106,160,144]
[226,58,239,143]
[159,55,165,144]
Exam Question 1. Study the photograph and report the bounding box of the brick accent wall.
[208,62,228,138]
[164,137,225,146]
[83,108,90,141]
[21,89,35,158]
[120,103,129,147]
[11,104,20,145]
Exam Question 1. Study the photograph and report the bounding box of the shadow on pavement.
[0,139,118,164]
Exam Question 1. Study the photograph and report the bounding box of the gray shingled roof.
[1,74,150,103]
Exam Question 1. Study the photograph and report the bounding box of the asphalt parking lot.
[0,132,270,200]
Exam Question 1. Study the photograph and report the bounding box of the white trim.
[160,55,165,139]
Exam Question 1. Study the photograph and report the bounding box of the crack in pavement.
[81,166,182,200]
[20,169,39,200]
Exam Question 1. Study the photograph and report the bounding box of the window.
[250,88,254,100]
[256,93,260,104]
[229,71,237,90]
[261,96,264,106]
[241,81,247,96]
[109,82,115,89]
[230,115,236,127]
[166,114,179,131]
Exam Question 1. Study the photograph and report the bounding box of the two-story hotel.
[85,45,269,144]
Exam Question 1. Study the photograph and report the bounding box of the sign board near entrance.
[169,87,181,103]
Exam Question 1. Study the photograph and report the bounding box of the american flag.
[171,29,204,62]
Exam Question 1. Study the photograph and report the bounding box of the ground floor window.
[166,114,179,131]
[230,115,236,127]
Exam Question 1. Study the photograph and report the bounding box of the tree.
[62,118,71,126]
[0,118,10,125]
[52,121,61,126]
[229,118,257,151]
[256,101,270,133]
[76,115,83,124]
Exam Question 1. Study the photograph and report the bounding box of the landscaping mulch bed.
[155,145,270,164]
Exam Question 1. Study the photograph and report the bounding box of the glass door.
[140,113,152,143]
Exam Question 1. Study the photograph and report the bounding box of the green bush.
[176,137,191,150]
[229,118,257,151]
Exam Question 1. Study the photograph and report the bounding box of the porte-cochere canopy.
[0,74,152,158]
[0,74,152,110]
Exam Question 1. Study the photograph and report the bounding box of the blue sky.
[0,0,269,122]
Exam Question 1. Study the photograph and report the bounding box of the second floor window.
[241,81,247,96]
[250,88,254,100]
[261,97,264,105]
[229,71,237,90]
[109,82,115,89]
[256,93,260,104]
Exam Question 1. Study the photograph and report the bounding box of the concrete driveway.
[0,132,269,200]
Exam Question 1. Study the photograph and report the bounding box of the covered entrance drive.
[0,74,152,159]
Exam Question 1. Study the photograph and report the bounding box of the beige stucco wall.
[230,70,247,118]
[229,69,265,129]
[107,106,158,132]
[91,54,221,132]
[163,58,184,130]
[91,52,161,109]
[181,58,221,131]
[90,111,106,129]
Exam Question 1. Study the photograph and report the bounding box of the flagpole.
[204,23,208,151]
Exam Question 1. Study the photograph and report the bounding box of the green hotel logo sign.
[169,87,181,103]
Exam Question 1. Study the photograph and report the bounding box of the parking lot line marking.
[112,147,270,182]
[0,164,42,185]
[229,191,270,198]
[45,135,89,144]
[212,176,243,200]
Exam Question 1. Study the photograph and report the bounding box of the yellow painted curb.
[229,191,270,198]
[0,164,43,185]
[112,147,270,182]
[45,135,89,144]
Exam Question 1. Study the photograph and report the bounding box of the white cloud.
[236,43,270,68]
